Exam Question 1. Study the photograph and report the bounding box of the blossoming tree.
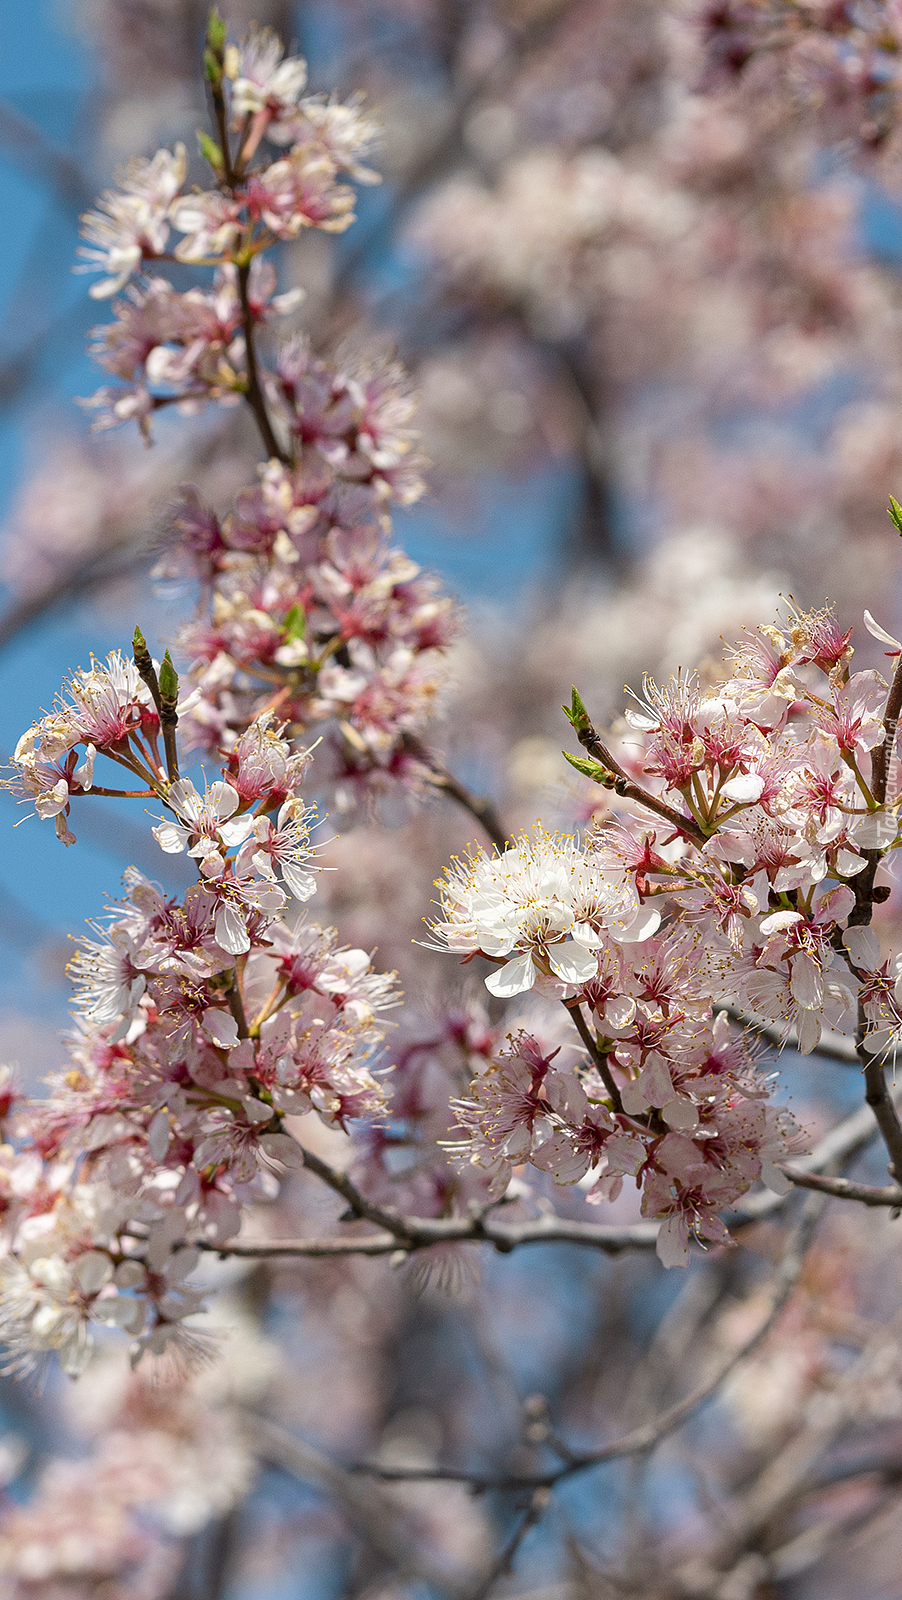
[8,9,902,1598]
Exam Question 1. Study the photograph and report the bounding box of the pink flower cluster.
[166,446,458,800]
[431,602,902,1263]
[2,683,399,1372]
[76,22,378,434]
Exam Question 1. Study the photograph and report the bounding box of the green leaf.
[562,750,613,785]
[206,8,226,52]
[889,496,902,537]
[158,651,179,702]
[197,130,224,171]
[203,46,222,83]
[284,604,306,641]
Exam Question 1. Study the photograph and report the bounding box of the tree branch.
[200,1088,902,1263]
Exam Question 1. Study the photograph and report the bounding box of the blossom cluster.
[165,442,458,801]
[429,601,902,1263]
[77,22,378,433]
[696,1,902,154]
[2,670,399,1372]
[0,1370,252,1597]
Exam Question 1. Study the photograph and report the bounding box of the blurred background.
[6,3,902,1597]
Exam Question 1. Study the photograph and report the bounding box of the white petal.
[655,1214,689,1269]
[759,910,804,935]
[843,925,882,970]
[152,822,190,854]
[761,1160,794,1196]
[147,1110,170,1163]
[259,1132,305,1170]
[74,1251,113,1294]
[797,1010,822,1055]
[790,952,823,1011]
[662,1097,699,1132]
[852,810,898,850]
[215,902,250,955]
[485,952,536,997]
[202,1007,240,1048]
[547,942,599,984]
[609,905,661,944]
[864,610,902,652]
[721,773,765,803]
[282,861,317,901]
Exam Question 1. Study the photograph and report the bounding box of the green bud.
[889,496,902,537]
[284,604,306,641]
[206,8,226,53]
[158,650,179,704]
[562,685,591,733]
[562,750,614,786]
[197,130,224,172]
[203,46,221,84]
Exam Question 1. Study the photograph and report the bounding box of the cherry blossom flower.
[76,145,186,298]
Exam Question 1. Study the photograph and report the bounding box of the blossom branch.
[236,259,286,464]
[401,733,508,852]
[568,1000,623,1112]
[778,1167,902,1208]
[202,1088,902,1264]
[564,688,707,847]
[858,1008,902,1186]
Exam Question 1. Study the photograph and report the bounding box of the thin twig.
[246,1414,471,1599]
[401,732,508,853]
[573,715,707,848]
[226,973,250,1041]
[427,766,509,854]
[469,1491,551,1600]
[858,1010,902,1185]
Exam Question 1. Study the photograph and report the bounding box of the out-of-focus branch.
[779,1166,902,1207]
[340,1196,823,1493]
[676,1308,902,1597]
[246,1412,472,1599]
[0,100,91,208]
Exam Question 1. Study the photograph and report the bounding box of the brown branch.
[858,1011,902,1185]
[469,1491,550,1600]
[226,973,250,1041]
[568,1001,623,1112]
[236,261,287,464]
[780,1166,902,1208]
[200,1088,902,1264]
[573,714,707,848]
[400,732,508,853]
[246,1414,471,1599]
[426,766,509,854]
